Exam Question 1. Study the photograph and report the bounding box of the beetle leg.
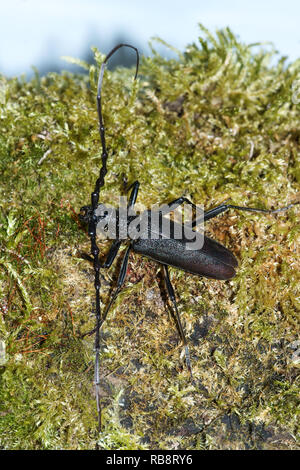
[96,181,139,269]
[192,201,299,227]
[81,242,128,338]
[162,265,195,385]
[82,183,138,338]
[127,180,140,208]
[80,240,122,268]
[100,243,132,327]
[226,201,299,215]
[100,239,122,268]
[165,196,198,214]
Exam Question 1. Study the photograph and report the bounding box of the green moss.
[0,25,299,450]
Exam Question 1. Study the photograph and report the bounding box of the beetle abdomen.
[132,235,238,280]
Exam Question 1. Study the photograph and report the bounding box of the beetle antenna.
[88,44,139,435]
[94,43,139,196]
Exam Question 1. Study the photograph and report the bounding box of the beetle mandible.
[80,44,299,431]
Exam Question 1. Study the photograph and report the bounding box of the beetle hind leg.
[162,265,196,386]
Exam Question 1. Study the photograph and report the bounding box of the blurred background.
[1,0,299,77]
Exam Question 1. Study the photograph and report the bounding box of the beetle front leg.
[100,239,122,268]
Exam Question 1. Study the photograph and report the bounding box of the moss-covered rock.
[0,26,299,449]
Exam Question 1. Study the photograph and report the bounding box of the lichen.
[0,25,299,450]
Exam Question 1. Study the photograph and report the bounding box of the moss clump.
[0,25,299,450]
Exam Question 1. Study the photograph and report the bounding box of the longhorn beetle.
[80,44,299,432]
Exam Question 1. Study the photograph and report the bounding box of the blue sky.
[1,0,299,76]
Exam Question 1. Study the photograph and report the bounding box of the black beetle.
[80,44,299,431]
